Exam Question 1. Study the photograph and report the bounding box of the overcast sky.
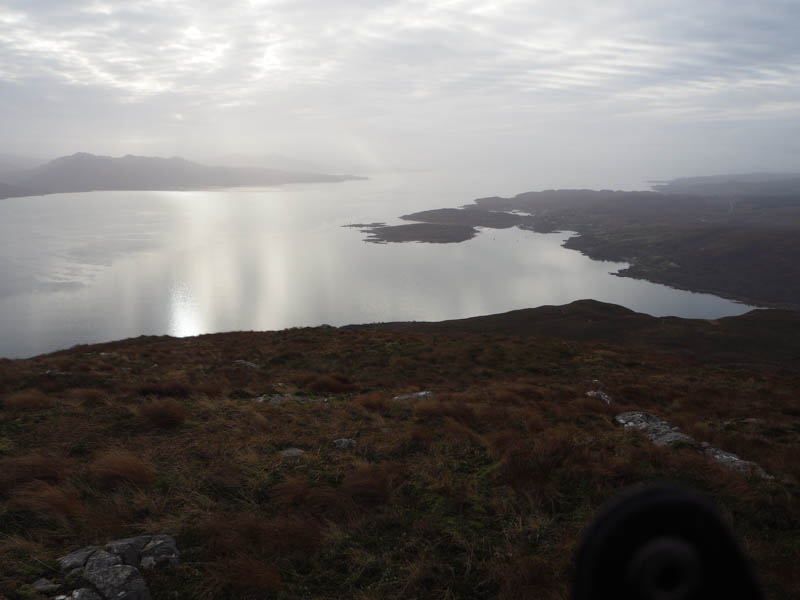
[1,0,799,188]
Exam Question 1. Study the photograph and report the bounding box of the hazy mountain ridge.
[0,152,362,198]
[0,181,32,199]
[0,153,46,176]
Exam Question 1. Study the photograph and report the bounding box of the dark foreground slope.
[1,301,798,599]
[357,299,800,363]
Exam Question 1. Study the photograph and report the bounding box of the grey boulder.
[58,546,99,572]
[105,536,152,566]
[139,535,180,569]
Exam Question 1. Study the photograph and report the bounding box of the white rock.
[616,411,771,478]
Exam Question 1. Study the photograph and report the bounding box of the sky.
[1,0,799,188]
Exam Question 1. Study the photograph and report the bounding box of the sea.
[0,170,755,358]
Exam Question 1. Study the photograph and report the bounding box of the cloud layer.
[2,0,799,186]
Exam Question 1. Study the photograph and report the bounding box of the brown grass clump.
[271,477,355,523]
[2,389,53,411]
[355,392,388,412]
[340,463,403,507]
[139,399,186,429]
[295,372,355,393]
[414,398,477,427]
[89,450,155,488]
[202,512,323,559]
[0,454,67,494]
[137,381,191,398]
[493,427,588,496]
[495,554,563,600]
[66,387,108,407]
[209,556,282,597]
[385,424,439,457]
[8,480,82,519]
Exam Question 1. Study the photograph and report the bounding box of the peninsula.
[358,175,800,309]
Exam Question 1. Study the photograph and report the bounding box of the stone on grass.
[256,394,291,403]
[615,412,694,446]
[616,411,771,478]
[279,447,305,458]
[393,391,433,401]
[233,360,259,369]
[333,438,356,449]
[54,534,179,600]
[586,390,612,404]
[701,443,772,479]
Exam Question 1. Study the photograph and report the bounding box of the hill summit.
[0,300,797,598]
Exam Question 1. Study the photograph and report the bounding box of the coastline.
[358,190,800,310]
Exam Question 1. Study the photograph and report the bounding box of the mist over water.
[0,171,753,358]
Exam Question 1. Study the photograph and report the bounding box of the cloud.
[1,0,798,180]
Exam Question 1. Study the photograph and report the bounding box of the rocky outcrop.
[615,412,694,446]
[51,534,179,600]
[615,411,771,478]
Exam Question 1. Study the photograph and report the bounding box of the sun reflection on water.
[168,281,204,337]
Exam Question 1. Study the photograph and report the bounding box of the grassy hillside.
[1,301,798,599]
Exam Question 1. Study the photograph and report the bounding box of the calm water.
[0,171,755,358]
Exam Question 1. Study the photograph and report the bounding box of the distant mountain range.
[0,152,362,199]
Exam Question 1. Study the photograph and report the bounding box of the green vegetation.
[0,301,798,599]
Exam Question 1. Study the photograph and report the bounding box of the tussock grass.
[2,389,53,411]
[137,381,192,398]
[0,454,68,494]
[139,399,187,429]
[9,480,82,519]
[88,450,155,488]
[295,372,355,393]
[0,319,798,599]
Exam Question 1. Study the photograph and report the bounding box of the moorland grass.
[0,316,798,599]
